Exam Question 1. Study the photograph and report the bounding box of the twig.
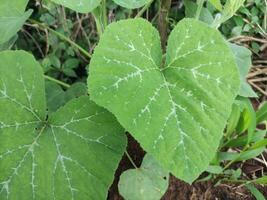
[135,0,154,18]
[228,35,267,43]
[249,80,267,96]
[125,151,138,169]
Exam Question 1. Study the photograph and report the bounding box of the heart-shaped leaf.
[51,0,101,13]
[113,0,151,9]
[118,154,169,200]
[0,0,32,45]
[0,50,126,199]
[88,18,240,183]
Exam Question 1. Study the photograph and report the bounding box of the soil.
[108,134,267,200]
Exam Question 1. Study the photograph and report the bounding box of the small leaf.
[256,102,267,124]
[224,130,266,148]
[65,82,87,101]
[51,0,101,13]
[113,0,151,9]
[212,0,245,28]
[118,154,169,200]
[206,165,223,174]
[208,0,223,11]
[45,81,66,113]
[226,101,241,137]
[45,81,87,113]
[0,35,18,51]
[183,0,214,24]
[229,43,257,98]
[236,97,257,144]
[0,50,126,199]
[0,0,32,44]
[218,147,265,162]
[88,18,240,183]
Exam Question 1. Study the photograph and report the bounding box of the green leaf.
[184,0,214,24]
[206,165,223,174]
[218,147,265,162]
[246,184,266,200]
[0,35,18,51]
[118,154,169,200]
[0,50,126,199]
[45,81,66,113]
[236,97,256,144]
[226,101,241,137]
[51,0,101,13]
[45,81,87,113]
[229,43,257,98]
[212,0,245,28]
[65,82,87,102]
[224,130,266,148]
[208,0,223,11]
[0,0,32,44]
[252,176,267,185]
[88,18,240,183]
[113,0,151,9]
[256,102,267,124]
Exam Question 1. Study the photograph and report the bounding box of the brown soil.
[108,134,267,200]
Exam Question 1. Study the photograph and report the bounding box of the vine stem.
[28,19,92,59]
[195,0,205,20]
[125,151,138,169]
[135,0,154,18]
[44,75,71,88]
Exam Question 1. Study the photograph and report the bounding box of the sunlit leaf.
[88,18,240,183]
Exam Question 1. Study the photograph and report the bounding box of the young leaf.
[229,43,257,98]
[51,0,101,13]
[0,0,32,45]
[0,50,126,199]
[118,154,169,200]
[88,18,240,183]
[113,0,151,9]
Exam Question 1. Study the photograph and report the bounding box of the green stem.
[102,0,108,29]
[44,75,71,88]
[135,0,154,18]
[29,19,91,59]
[195,0,205,20]
[125,151,138,169]
[92,11,103,36]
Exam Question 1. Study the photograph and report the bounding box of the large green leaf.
[51,0,101,13]
[118,154,169,200]
[113,0,151,9]
[229,43,257,98]
[0,0,32,45]
[88,18,240,183]
[0,50,126,199]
